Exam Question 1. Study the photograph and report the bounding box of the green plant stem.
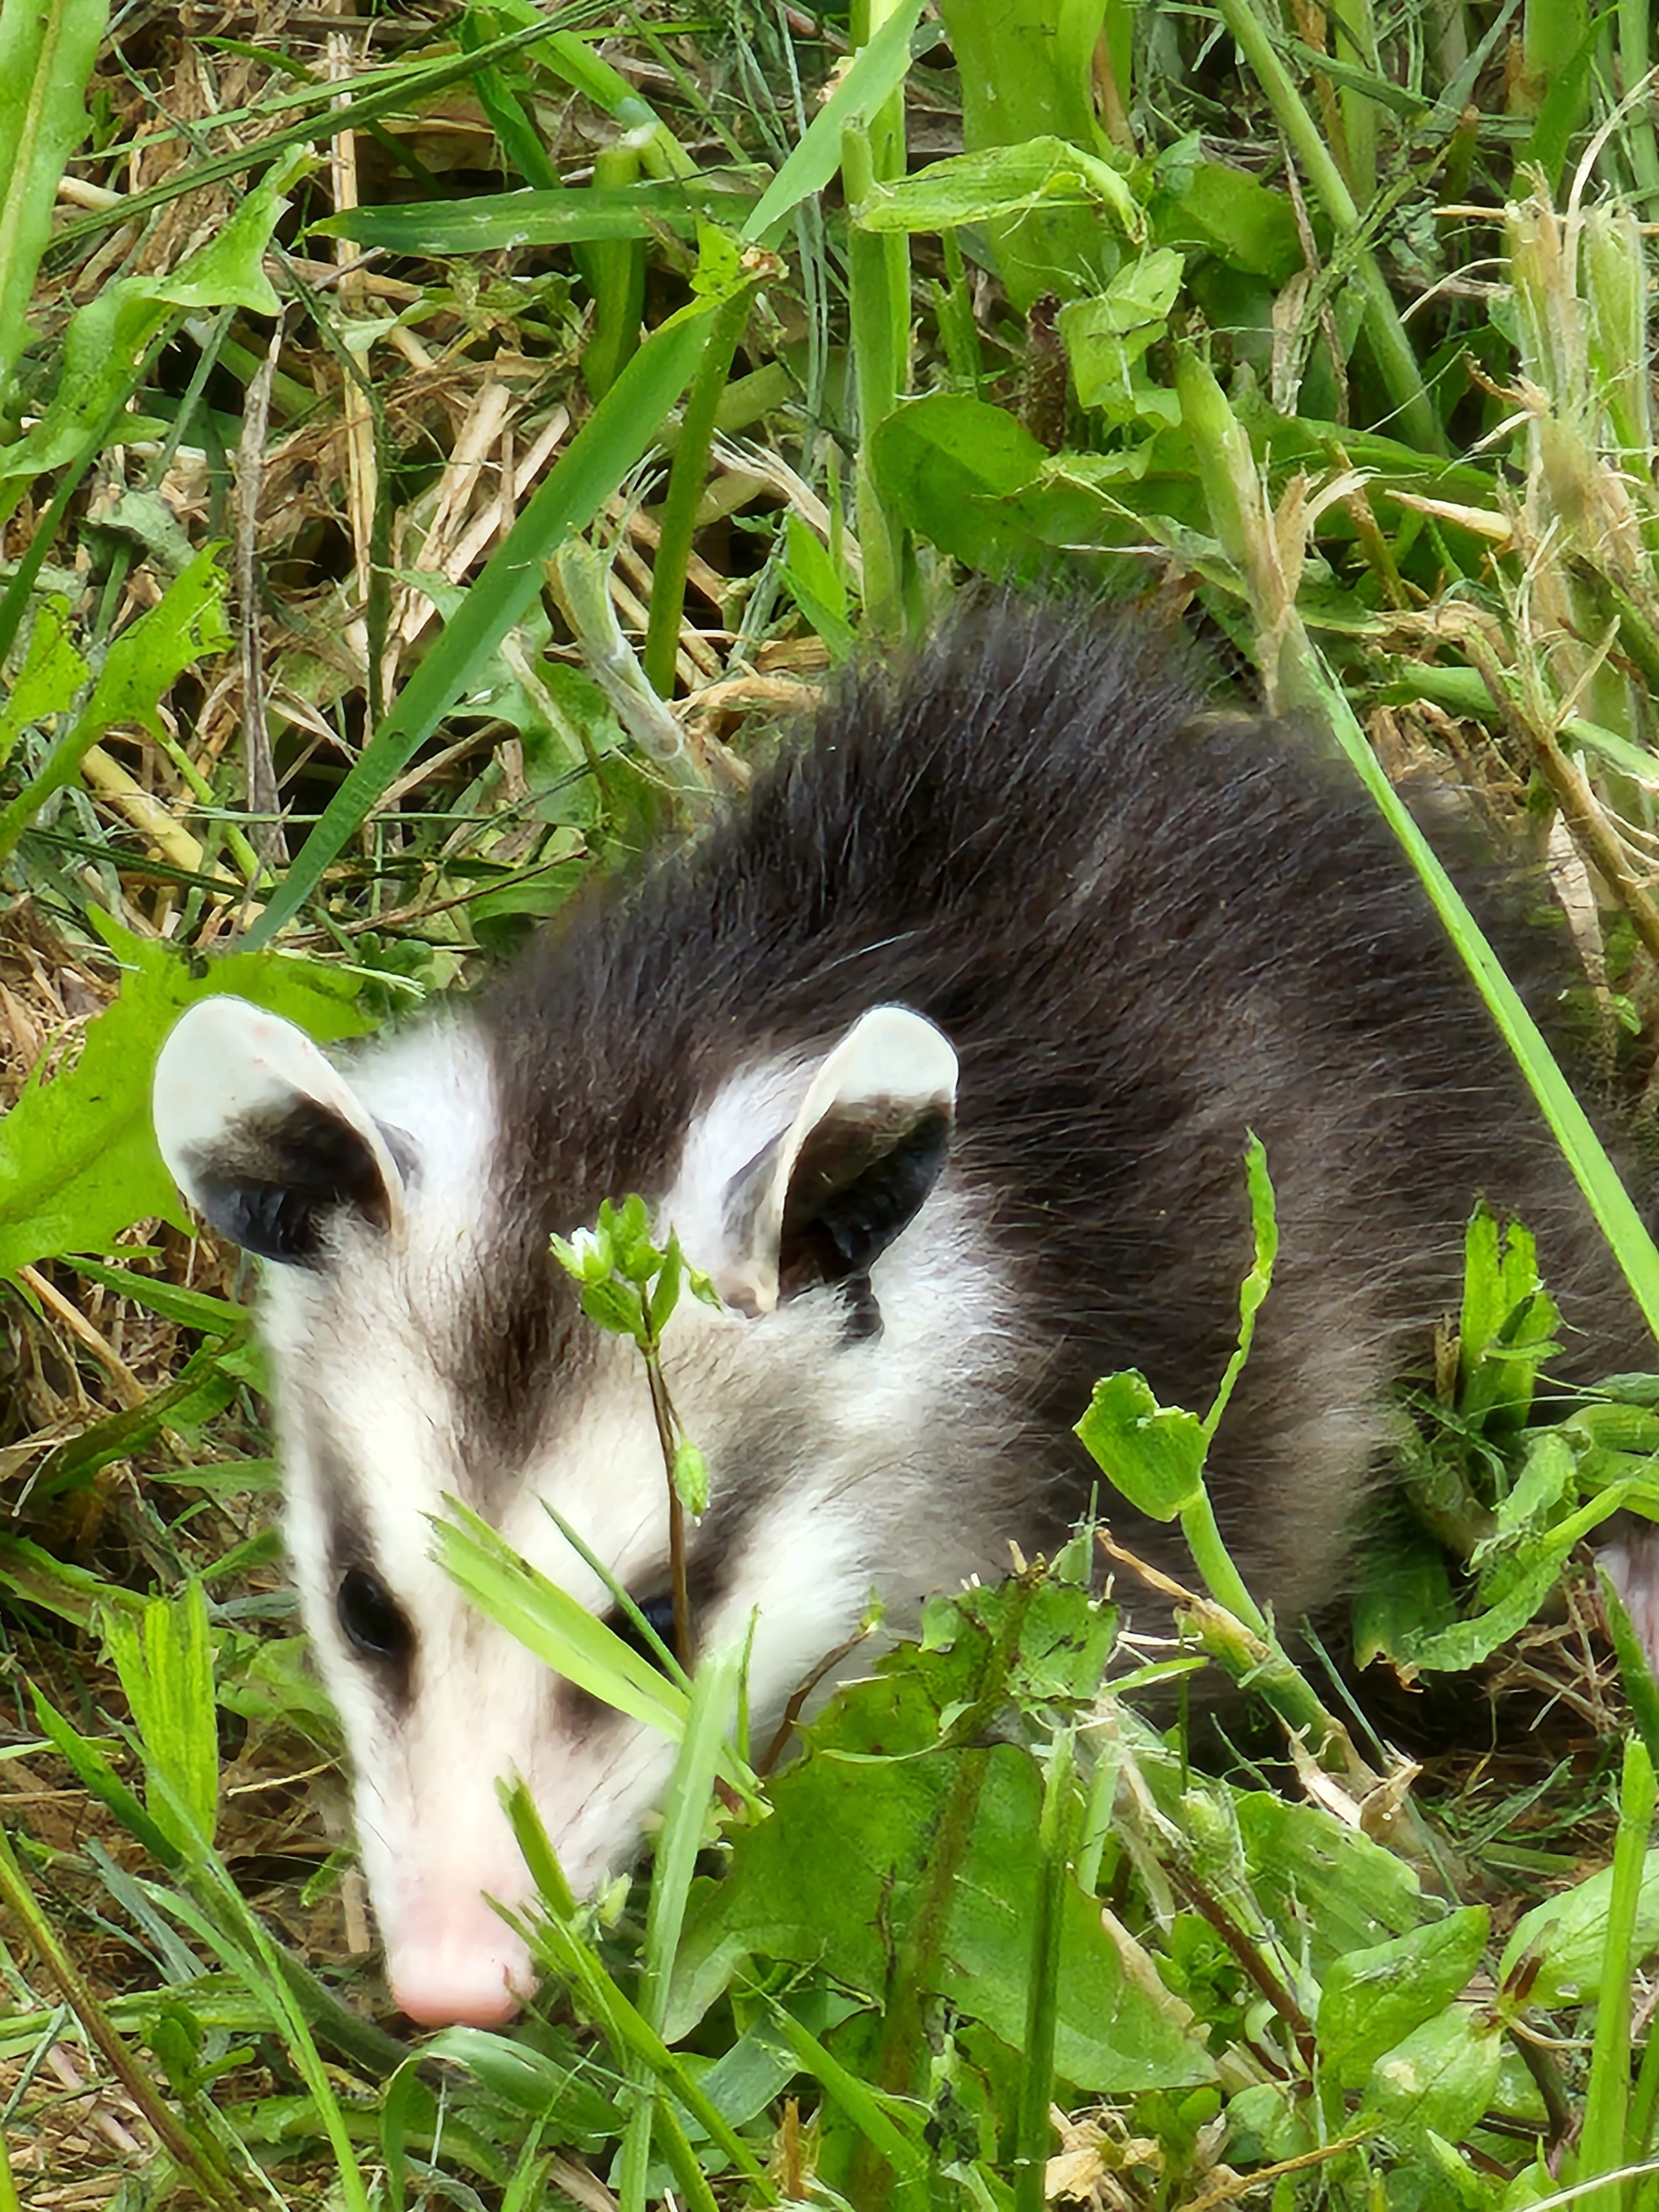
[1013,1725,1073,2212]
[1074,1716,1122,1897]
[1579,1736,1656,2206]
[842,0,911,632]
[1335,0,1377,204]
[639,1328,693,1677]
[0,1816,242,2210]
[1177,1491,1269,1640]
[1620,0,1659,201]
[643,279,752,697]
[1211,0,1444,455]
[1627,1970,1659,2203]
[582,141,646,400]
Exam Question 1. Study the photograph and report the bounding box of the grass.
[8,0,1659,2203]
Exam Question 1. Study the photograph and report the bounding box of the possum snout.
[385,1892,533,2029]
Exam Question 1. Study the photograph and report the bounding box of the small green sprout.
[551,1196,722,1669]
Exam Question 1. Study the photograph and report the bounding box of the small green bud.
[673,1436,710,1517]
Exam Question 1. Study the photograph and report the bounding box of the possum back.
[153,600,1642,2026]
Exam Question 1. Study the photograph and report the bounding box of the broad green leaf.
[1499,1846,1659,2007]
[0,596,86,774]
[100,1583,219,1853]
[666,1666,1214,2092]
[1394,1537,1594,1676]
[869,393,1047,575]
[1350,1521,1458,1670]
[1489,1429,1576,1545]
[1457,1206,1558,1430]
[1075,1370,1207,1522]
[1238,1795,1426,1976]
[679,1991,860,2136]
[578,1279,644,1337]
[1317,1908,1489,2088]
[1058,251,1185,414]
[0,154,290,489]
[0,547,230,862]
[933,0,1118,309]
[1149,142,1302,281]
[854,138,1143,247]
[0,0,109,408]
[776,512,854,658]
[419,2025,621,2145]
[0,916,371,1279]
[1357,2005,1503,2154]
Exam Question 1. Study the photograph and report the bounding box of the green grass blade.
[243,295,724,946]
[741,0,928,246]
[1307,651,1659,1344]
[48,0,623,255]
[1578,1736,1656,2207]
[432,1501,690,1739]
[640,1641,742,2034]
[644,277,753,693]
[1210,0,1444,455]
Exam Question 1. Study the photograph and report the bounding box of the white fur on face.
[263,1028,1022,2026]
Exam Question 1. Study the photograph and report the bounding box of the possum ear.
[718,1006,957,1315]
[153,997,403,1265]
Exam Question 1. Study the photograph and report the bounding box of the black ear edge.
[778,1103,953,1298]
[180,1098,394,1264]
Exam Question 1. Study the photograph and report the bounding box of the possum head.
[153,996,993,2026]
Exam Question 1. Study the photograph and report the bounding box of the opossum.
[153,599,1648,2029]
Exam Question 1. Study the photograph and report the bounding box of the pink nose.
[388,1908,534,2028]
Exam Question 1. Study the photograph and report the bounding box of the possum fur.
[153,599,1651,2027]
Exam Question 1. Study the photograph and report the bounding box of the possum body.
[153,602,1647,2028]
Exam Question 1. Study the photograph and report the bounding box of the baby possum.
[153,599,1650,2027]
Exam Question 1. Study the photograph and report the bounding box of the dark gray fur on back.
[469,598,1641,1624]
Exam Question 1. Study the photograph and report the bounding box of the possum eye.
[337,1568,414,1666]
[607,1593,678,1672]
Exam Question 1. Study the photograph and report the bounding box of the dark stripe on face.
[319,1447,418,1713]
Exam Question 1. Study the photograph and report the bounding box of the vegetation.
[9,0,1659,2203]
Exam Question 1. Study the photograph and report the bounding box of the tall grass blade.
[644,274,755,693]
[244,295,726,945]
[1013,1724,1074,2212]
[741,0,928,246]
[1578,1736,1656,2206]
[0,0,107,413]
[1210,0,1445,453]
